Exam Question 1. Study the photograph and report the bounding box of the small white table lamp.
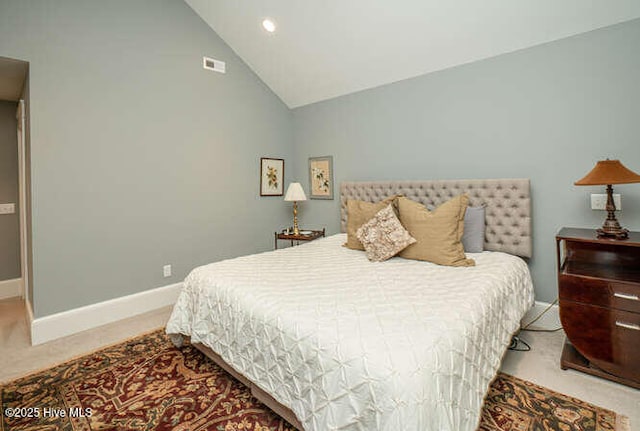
[284,182,307,235]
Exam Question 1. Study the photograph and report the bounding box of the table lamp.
[284,182,307,235]
[575,159,640,239]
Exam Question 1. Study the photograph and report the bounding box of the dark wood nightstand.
[556,227,640,389]
[274,229,325,250]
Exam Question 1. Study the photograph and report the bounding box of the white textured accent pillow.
[356,205,416,262]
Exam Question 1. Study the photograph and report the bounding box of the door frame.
[16,99,29,303]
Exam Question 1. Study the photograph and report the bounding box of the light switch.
[0,203,15,214]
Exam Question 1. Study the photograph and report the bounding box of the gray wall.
[0,0,293,317]
[0,100,20,281]
[293,19,640,303]
[1,1,638,315]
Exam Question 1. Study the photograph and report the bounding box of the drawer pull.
[615,321,640,331]
[613,292,639,301]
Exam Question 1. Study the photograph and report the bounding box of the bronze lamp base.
[597,227,629,240]
[596,184,628,239]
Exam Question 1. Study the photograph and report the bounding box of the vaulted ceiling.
[0,57,28,102]
[185,0,640,108]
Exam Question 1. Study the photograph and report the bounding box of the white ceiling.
[0,57,28,102]
[185,0,640,108]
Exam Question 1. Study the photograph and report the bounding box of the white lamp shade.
[284,182,307,201]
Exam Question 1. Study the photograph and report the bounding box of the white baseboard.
[31,282,183,345]
[0,278,23,300]
[521,300,561,330]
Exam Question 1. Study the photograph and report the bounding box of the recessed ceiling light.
[262,18,276,33]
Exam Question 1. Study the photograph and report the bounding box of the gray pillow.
[462,206,485,253]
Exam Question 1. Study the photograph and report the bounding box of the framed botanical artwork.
[260,157,284,196]
[308,156,334,200]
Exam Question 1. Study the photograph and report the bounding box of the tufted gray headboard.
[340,179,532,258]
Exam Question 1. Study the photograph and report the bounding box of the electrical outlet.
[0,203,15,214]
[163,264,172,278]
[591,193,621,210]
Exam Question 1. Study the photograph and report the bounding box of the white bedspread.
[166,234,534,431]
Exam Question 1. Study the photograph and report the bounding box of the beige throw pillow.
[398,195,475,267]
[345,195,399,250]
[356,205,416,262]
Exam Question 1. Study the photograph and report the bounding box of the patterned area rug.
[0,330,629,431]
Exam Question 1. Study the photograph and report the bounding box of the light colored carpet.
[0,297,172,383]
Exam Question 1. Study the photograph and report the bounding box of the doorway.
[0,56,31,317]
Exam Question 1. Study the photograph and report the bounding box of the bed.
[166,179,534,431]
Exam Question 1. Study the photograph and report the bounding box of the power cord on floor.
[522,327,563,333]
[508,335,531,352]
[520,298,563,333]
[509,299,564,352]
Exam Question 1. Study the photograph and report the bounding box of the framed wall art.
[260,157,284,196]
[308,156,334,200]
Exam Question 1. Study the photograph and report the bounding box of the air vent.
[203,56,226,74]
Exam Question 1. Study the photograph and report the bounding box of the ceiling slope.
[185,0,640,108]
[0,57,28,102]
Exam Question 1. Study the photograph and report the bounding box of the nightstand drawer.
[609,281,640,312]
[559,274,640,314]
[560,300,640,383]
